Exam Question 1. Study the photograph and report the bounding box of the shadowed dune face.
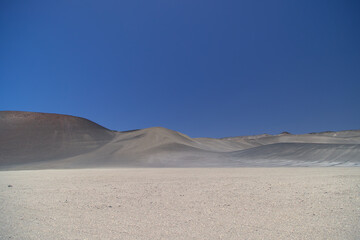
[0,111,115,166]
[0,111,359,169]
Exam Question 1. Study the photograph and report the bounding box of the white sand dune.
[1,111,359,169]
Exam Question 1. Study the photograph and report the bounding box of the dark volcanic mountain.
[1,111,359,169]
[0,111,114,166]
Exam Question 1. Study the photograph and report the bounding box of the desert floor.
[0,168,359,240]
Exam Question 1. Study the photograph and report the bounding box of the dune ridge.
[0,111,359,169]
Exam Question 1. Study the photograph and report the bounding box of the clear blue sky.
[1,0,359,137]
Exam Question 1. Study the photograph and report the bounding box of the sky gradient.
[1,0,359,138]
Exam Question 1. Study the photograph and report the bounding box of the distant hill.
[1,111,359,169]
[0,111,114,166]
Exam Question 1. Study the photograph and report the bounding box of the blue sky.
[1,0,359,137]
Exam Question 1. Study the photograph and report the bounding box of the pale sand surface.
[0,168,359,240]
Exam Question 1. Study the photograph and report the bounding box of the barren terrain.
[1,168,359,240]
[1,111,360,169]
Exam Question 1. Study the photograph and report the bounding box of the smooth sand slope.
[1,168,359,240]
[1,111,360,169]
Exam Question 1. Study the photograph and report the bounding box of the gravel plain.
[0,168,359,240]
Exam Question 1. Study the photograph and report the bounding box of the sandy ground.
[0,168,359,240]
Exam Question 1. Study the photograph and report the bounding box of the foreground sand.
[0,168,359,240]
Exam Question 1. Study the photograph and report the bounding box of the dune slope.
[0,111,359,169]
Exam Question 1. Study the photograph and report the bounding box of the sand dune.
[228,143,360,166]
[1,111,359,169]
